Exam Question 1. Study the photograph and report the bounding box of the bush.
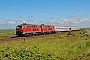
[0,46,62,60]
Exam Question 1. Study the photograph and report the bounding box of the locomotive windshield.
[17,25,22,28]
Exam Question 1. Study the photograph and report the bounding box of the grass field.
[0,29,90,60]
[0,30,16,39]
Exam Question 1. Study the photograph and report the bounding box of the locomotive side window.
[25,25,29,28]
[37,25,40,27]
[25,25,33,28]
[25,25,38,28]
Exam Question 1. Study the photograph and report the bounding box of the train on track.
[16,23,81,36]
[16,23,55,36]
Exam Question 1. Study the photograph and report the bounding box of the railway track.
[0,33,57,43]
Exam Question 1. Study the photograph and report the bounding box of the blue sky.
[0,0,90,29]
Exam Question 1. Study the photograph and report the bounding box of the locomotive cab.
[16,25,23,36]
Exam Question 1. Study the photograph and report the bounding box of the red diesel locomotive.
[16,23,55,36]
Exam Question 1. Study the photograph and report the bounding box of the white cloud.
[79,19,90,23]
[50,19,57,23]
[0,17,90,29]
[49,18,90,28]
[73,21,79,24]
[0,21,6,24]
[7,21,16,24]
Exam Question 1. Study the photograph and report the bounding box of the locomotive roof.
[40,24,54,27]
[20,24,38,26]
[17,23,54,27]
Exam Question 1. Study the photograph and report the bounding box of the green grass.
[0,30,16,39]
[0,30,90,60]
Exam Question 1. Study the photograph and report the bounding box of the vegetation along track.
[0,30,89,60]
[0,30,82,43]
[0,33,58,43]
